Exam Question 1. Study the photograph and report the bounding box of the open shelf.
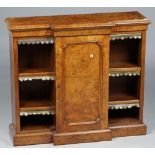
[20,115,54,132]
[110,39,141,68]
[19,68,55,77]
[110,62,141,72]
[18,38,56,133]
[19,80,55,111]
[109,36,141,128]
[109,107,140,127]
[109,93,139,105]
[110,62,140,69]
[109,76,139,104]
[109,75,140,127]
[109,117,140,127]
[18,39,55,73]
[19,80,55,132]
[20,99,55,112]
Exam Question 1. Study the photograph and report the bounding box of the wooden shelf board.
[20,99,55,112]
[109,94,139,104]
[109,117,140,127]
[19,68,55,77]
[109,93,139,105]
[110,62,140,71]
[110,67,141,72]
[109,100,139,105]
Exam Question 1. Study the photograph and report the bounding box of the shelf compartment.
[20,115,54,132]
[19,78,55,132]
[109,93,139,105]
[20,99,55,112]
[109,76,139,104]
[18,38,55,73]
[110,37,141,67]
[110,62,140,69]
[19,80,55,115]
[109,107,140,127]
[109,117,140,127]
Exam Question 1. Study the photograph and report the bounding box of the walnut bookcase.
[6,11,151,146]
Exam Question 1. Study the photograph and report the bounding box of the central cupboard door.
[55,35,109,133]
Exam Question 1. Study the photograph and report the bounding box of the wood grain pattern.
[20,99,55,112]
[55,35,109,133]
[110,124,146,138]
[63,42,100,125]
[6,11,151,31]
[139,31,146,123]
[54,129,112,145]
[11,37,21,133]
[9,124,53,146]
[109,93,139,105]
[109,117,140,127]
[19,69,55,77]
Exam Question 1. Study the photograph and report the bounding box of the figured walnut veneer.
[6,11,151,146]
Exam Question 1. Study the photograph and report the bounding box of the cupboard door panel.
[64,74,100,125]
[64,43,99,77]
[56,36,109,132]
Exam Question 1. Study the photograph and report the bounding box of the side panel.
[139,31,146,123]
[10,33,20,133]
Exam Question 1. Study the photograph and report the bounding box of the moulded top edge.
[5,11,151,31]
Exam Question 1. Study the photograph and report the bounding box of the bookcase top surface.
[6,11,151,31]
